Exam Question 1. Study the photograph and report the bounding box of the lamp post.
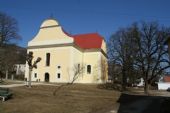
[26,52,41,88]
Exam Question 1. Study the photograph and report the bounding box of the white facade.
[25,18,108,83]
[158,82,170,90]
[14,64,26,75]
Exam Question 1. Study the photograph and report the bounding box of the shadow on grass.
[97,83,122,91]
[117,93,170,113]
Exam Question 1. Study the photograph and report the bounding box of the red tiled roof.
[73,33,103,49]
[164,76,170,82]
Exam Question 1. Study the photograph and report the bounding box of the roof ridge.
[73,32,99,36]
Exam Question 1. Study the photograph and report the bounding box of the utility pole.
[26,52,41,88]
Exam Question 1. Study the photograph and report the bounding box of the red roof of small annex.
[61,28,104,49]
[73,33,104,49]
[164,76,170,82]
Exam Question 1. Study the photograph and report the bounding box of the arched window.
[34,73,37,78]
[87,65,91,74]
[46,53,50,66]
[57,73,61,79]
[45,73,50,82]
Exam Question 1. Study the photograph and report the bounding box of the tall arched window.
[46,53,50,66]
[87,65,91,74]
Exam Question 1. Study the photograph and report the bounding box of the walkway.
[0,82,60,88]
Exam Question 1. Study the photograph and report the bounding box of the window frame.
[87,65,91,74]
[46,53,50,66]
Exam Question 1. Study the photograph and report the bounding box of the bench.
[0,87,13,101]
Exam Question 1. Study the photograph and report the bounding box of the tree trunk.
[122,68,127,91]
[144,80,149,95]
[11,74,14,80]
[5,69,8,79]
[28,67,32,88]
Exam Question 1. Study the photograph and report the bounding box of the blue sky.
[0,0,170,47]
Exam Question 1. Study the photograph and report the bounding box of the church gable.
[27,18,107,57]
[28,19,74,47]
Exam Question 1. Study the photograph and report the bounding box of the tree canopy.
[0,12,22,80]
[0,12,21,45]
[108,21,170,94]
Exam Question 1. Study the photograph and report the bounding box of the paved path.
[117,93,170,113]
[0,82,60,88]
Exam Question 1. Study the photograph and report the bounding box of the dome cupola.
[40,19,60,28]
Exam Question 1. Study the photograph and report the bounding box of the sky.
[0,0,170,47]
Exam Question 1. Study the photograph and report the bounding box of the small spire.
[49,14,54,19]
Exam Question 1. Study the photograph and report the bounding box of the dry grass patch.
[0,84,120,113]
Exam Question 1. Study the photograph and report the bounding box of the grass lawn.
[0,84,120,113]
[0,80,24,85]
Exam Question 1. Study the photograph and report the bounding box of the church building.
[25,18,108,83]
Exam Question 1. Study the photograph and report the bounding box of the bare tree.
[0,12,20,45]
[108,21,170,94]
[0,71,3,82]
[0,44,24,80]
[108,61,121,84]
[2,45,18,79]
[0,12,21,80]
[108,25,138,91]
[134,22,170,94]
[53,63,85,96]
[26,51,41,88]
[100,57,108,82]
[70,63,85,84]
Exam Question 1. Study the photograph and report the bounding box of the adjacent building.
[25,18,108,83]
[14,64,25,75]
[158,75,170,90]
